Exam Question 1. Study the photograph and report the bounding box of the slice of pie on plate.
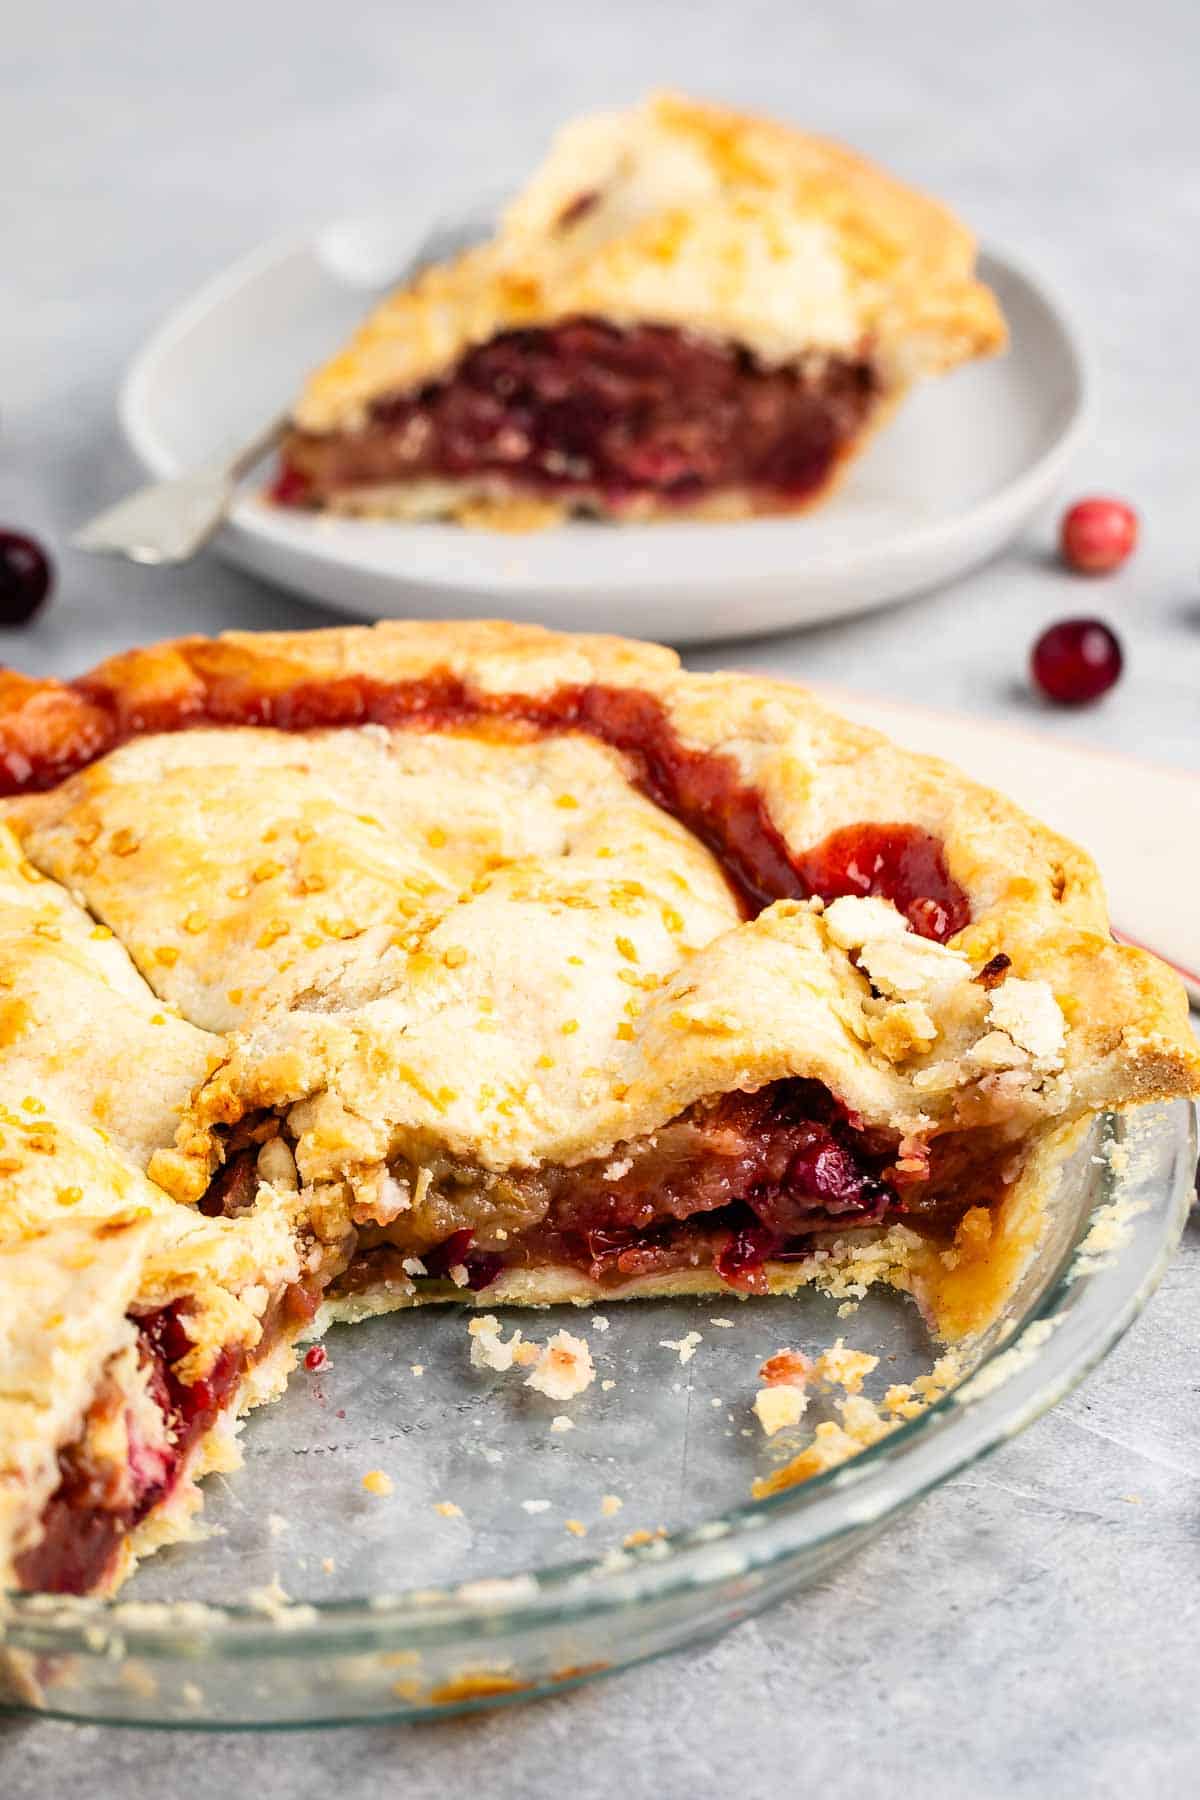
[0,621,1195,1597]
[273,92,1006,525]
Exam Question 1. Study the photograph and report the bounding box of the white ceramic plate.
[121,219,1086,644]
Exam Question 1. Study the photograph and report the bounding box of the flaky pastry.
[0,620,1194,1596]
[274,93,1005,524]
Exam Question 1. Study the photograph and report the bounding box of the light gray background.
[3,1,1198,1794]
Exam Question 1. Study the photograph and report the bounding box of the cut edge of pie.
[0,619,1195,1600]
[272,92,1006,525]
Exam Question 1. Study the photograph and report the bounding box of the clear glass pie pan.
[1,1099,1193,1730]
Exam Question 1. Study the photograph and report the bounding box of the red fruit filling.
[16,1283,321,1596]
[272,319,879,514]
[340,1078,1009,1303]
[509,1081,899,1291]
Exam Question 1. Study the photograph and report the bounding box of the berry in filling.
[341,1079,1012,1300]
[16,1284,322,1596]
[271,319,879,513]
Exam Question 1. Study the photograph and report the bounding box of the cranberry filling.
[421,1229,505,1292]
[353,1076,1015,1299]
[515,1080,899,1290]
[197,1147,259,1217]
[15,1282,322,1596]
[272,319,879,513]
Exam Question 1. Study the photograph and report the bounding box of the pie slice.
[272,93,1006,525]
[0,620,1195,1598]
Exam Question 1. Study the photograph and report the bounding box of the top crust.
[292,92,1006,435]
[0,618,1196,1587]
[2,617,1196,1175]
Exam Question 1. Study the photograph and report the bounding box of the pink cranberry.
[1031,619,1123,705]
[303,1344,328,1372]
[1059,497,1138,574]
[0,531,53,624]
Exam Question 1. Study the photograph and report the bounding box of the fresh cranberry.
[0,530,53,624]
[304,1344,328,1372]
[1060,498,1138,574]
[1031,619,1123,705]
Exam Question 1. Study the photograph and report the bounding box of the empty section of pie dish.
[0,1098,1193,1728]
[0,621,1195,1723]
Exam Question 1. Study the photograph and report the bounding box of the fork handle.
[215,411,292,481]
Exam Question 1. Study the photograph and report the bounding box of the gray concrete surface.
[2,1,1198,1793]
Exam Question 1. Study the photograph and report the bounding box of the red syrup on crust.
[272,319,879,514]
[0,667,969,940]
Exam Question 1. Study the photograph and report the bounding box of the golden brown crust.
[280,96,1004,525]
[295,94,1004,440]
[1,618,1194,1595]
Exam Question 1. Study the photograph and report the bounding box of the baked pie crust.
[0,619,1195,1596]
[274,93,1006,524]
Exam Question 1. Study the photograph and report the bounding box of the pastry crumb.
[549,1414,574,1434]
[659,1330,702,1365]
[622,1526,667,1548]
[434,1500,463,1518]
[752,1347,966,1499]
[521,1499,551,1514]
[591,1314,610,1332]
[468,1313,531,1372]
[600,1378,616,1392]
[565,1518,588,1538]
[600,1493,623,1516]
[321,1556,336,1574]
[448,1263,470,1287]
[362,1469,393,1497]
[525,1329,595,1400]
[814,1338,879,1395]
[753,1385,808,1437]
[266,1513,289,1538]
[709,1316,735,1328]
[410,1363,425,1377]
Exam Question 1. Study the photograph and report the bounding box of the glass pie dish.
[0,1098,1192,1730]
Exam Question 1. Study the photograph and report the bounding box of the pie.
[0,620,1195,1600]
[272,93,1006,525]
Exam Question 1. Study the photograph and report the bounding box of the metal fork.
[72,411,291,565]
[72,205,496,567]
